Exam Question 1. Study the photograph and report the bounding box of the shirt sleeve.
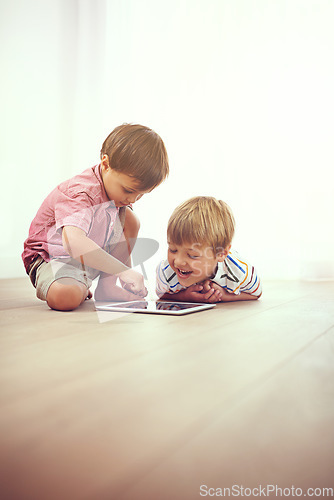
[213,250,262,297]
[156,260,172,297]
[156,260,189,297]
[54,191,94,235]
[239,262,262,297]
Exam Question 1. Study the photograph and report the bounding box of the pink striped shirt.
[22,164,120,272]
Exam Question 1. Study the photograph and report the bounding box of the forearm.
[221,291,261,302]
[62,226,128,275]
[159,288,261,303]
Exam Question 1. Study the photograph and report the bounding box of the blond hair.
[167,196,235,254]
[100,123,169,190]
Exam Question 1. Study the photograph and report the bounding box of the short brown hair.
[100,123,169,190]
[167,196,235,254]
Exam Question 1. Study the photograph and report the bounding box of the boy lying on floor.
[156,196,262,303]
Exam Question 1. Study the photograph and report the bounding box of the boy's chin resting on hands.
[159,282,223,304]
[185,282,225,303]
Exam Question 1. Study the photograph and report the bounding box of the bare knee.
[124,208,140,241]
[46,280,87,311]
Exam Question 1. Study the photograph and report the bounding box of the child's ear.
[101,154,110,171]
[216,244,231,262]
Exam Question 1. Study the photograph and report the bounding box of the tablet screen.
[95,300,216,315]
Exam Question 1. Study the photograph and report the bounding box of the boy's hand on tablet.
[118,268,147,297]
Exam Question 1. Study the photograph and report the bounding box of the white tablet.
[95,300,216,315]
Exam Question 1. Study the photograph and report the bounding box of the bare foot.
[94,282,142,302]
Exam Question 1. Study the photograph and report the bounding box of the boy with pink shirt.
[22,123,169,311]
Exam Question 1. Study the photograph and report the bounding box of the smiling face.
[101,155,151,207]
[167,241,230,287]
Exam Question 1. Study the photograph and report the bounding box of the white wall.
[1,0,334,285]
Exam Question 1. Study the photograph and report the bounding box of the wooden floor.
[0,278,333,500]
